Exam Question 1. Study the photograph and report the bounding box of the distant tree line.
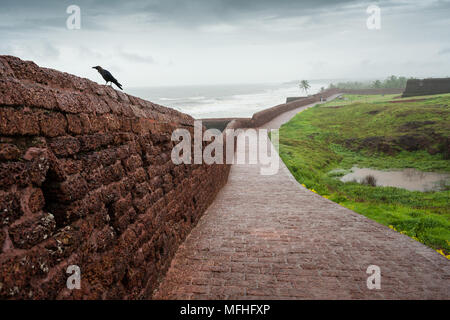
[328,76,412,90]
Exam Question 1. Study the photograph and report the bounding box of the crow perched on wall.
[92,66,123,90]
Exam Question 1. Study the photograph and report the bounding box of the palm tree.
[299,80,311,95]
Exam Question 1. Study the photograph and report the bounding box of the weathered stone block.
[8,211,56,249]
[39,112,67,137]
[55,91,84,113]
[0,143,21,161]
[122,154,143,172]
[0,162,31,189]
[0,190,21,225]
[0,107,40,136]
[47,173,88,204]
[49,136,80,156]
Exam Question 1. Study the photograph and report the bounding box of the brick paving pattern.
[154,98,450,299]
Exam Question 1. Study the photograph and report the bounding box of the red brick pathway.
[153,97,449,299]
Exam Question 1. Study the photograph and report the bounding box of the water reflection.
[339,167,450,192]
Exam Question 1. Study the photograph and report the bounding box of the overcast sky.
[0,0,449,86]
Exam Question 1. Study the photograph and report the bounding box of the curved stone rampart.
[0,56,230,299]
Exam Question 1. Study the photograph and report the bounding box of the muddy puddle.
[338,167,450,191]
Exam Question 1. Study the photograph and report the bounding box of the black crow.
[92,66,123,90]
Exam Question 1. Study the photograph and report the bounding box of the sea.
[127,80,332,119]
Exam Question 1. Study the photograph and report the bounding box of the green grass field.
[277,93,450,256]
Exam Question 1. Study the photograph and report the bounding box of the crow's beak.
[92,67,96,69]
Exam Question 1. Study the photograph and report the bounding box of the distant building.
[402,78,450,97]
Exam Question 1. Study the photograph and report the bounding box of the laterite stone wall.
[402,78,450,97]
[0,56,230,299]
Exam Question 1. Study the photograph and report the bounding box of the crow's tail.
[113,80,123,90]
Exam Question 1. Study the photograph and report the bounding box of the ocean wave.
[132,82,330,119]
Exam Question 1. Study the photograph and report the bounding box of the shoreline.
[201,88,404,131]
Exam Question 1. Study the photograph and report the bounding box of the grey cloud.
[0,0,449,86]
[119,51,156,64]
[78,47,108,60]
[0,0,362,31]
[2,0,449,33]
[0,42,60,61]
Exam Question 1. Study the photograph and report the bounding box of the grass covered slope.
[278,94,450,256]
